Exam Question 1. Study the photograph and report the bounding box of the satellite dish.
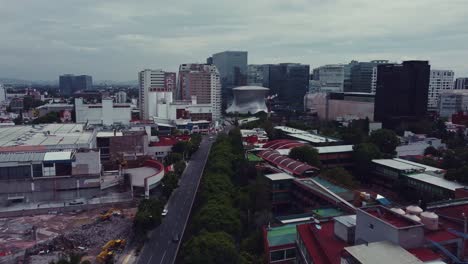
[315,224,322,230]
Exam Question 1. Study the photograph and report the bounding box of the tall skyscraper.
[177,63,222,120]
[59,74,75,96]
[75,75,93,91]
[374,61,430,128]
[211,51,247,104]
[427,69,454,110]
[349,60,389,93]
[313,64,346,93]
[138,69,176,120]
[455,78,468,89]
[264,63,310,109]
[59,74,93,96]
[247,64,267,87]
[0,84,5,104]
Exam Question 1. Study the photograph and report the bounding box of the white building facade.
[115,91,127,103]
[315,64,345,93]
[438,90,468,117]
[428,70,454,110]
[139,69,176,120]
[75,98,132,125]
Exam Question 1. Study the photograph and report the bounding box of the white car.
[162,208,168,216]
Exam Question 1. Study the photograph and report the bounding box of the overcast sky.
[1,0,467,81]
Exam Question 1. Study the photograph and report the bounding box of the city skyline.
[1,0,468,81]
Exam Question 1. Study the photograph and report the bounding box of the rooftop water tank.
[420,212,439,230]
[406,205,423,215]
[390,208,406,215]
[405,214,421,223]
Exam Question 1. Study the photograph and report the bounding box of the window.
[270,250,285,262]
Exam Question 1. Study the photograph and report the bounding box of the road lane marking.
[159,251,167,264]
[146,255,153,264]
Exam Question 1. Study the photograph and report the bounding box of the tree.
[194,199,241,237]
[321,167,357,189]
[134,199,163,239]
[289,146,321,167]
[33,111,62,124]
[161,172,179,198]
[174,160,186,176]
[164,152,183,165]
[182,231,239,264]
[353,143,382,183]
[369,129,400,155]
[424,146,440,156]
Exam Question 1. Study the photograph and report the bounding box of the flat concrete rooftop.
[0,124,94,151]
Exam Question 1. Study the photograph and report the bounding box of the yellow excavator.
[98,208,122,221]
[96,239,126,263]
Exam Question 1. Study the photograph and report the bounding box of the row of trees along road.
[180,129,269,264]
[133,134,201,243]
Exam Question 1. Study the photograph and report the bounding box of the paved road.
[137,135,214,264]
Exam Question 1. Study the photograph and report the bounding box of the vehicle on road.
[68,198,85,205]
[172,233,180,242]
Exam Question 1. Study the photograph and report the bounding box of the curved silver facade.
[227,86,269,114]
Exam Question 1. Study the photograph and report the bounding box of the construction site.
[0,206,137,264]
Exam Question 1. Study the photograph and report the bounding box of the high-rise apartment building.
[349,60,389,93]
[264,63,310,109]
[428,70,454,110]
[177,64,222,120]
[138,69,176,120]
[115,91,127,103]
[211,51,247,104]
[374,61,430,128]
[0,84,5,104]
[59,74,93,96]
[455,78,468,90]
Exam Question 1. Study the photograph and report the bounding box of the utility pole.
[463,212,467,260]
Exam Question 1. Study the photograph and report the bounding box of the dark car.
[172,233,180,242]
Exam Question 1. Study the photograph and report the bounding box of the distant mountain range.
[0,78,138,86]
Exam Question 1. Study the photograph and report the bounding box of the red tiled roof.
[297,221,349,264]
[258,150,318,177]
[149,135,191,147]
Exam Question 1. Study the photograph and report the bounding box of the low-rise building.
[75,98,133,125]
[371,158,463,200]
[274,126,340,146]
[396,131,445,157]
[304,92,374,121]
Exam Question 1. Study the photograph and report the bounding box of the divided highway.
[137,135,213,264]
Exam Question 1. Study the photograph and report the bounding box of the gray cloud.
[0,0,467,81]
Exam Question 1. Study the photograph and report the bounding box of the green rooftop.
[312,207,345,218]
[313,177,348,194]
[247,153,263,162]
[267,224,298,247]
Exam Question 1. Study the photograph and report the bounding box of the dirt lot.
[0,206,136,264]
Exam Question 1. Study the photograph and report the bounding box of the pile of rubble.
[27,215,133,261]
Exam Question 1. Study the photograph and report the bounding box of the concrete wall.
[72,150,101,175]
[75,98,131,125]
[0,176,101,206]
[355,209,424,249]
[304,93,374,121]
